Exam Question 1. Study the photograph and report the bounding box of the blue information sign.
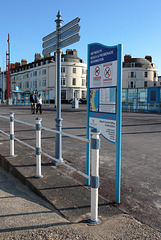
[86,42,122,204]
[88,43,118,143]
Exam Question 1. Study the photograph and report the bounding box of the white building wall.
[9,51,87,102]
[123,66,158,89]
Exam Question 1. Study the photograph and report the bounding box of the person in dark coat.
[30,91,37,114]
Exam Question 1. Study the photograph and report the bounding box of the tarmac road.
[0,104,161,232]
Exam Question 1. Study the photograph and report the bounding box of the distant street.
[0,104,161,231]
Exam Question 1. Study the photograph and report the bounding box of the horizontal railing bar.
[14,119,35,128]
[0,115,90,143]
[0,129,35,151]
[42,126,90,143]
[41,151,90,180]
[0,129,90,180]
[0,115,10,120]
[0,129,10,137]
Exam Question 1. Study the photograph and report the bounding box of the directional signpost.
[42,11,80,163]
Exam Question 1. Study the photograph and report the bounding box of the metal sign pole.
[115,44,122,204]
[54,11,63,163]
[42,11,80,164]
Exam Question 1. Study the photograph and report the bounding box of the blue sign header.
[89,43,117,66]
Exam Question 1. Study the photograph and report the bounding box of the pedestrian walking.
[36,94,42,114]
[30,91,37,114]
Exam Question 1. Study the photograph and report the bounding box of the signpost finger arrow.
[60,33,80,49]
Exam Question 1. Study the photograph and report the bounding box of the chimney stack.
[145,56,152,63]
[21,59,27,65]
[124,54,131,62]
[35,53,41,61]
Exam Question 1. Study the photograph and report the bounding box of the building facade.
[122,55,158,89]
[9,49,87,102]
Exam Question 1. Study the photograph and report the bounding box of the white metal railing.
[0,112,101,224]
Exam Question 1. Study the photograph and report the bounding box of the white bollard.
[9,112,17,157]
[35,117,43,178]
[88,128,101,224]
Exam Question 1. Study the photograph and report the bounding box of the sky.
[0,0,161,75]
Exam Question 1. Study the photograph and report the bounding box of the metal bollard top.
[35,117,42,122]
[91,128,101,135]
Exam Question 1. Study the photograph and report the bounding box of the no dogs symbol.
[104,67,111,79]
[95,66,100,76]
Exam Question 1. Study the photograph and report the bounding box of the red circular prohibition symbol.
[104,67,111,78]
[95,66,100,76]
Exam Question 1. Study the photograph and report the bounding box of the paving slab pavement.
[0,134,161,239]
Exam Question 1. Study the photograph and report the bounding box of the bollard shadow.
[122,122,161,127]
[122,130,161,135]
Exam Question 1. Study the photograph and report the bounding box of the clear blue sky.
[0,0,161,75]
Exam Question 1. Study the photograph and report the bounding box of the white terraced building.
[122,55,158,89]
[9,49,87,102]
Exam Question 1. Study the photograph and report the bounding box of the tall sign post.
[6,34,11,102]
[87,43,122,203]
[42,11,80,163]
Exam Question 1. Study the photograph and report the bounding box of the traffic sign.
[42,35,57,49]
[60,17,80,33]
[61,23,80,41]
[42,30,57,42]
[42,23,80,49]
[60,33,80,49]
[42,16,80,55]
[42,43,57,56]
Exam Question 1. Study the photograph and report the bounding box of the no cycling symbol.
[95,66,100,76]
[104,66,111,79]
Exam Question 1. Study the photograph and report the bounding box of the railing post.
[9,112,16,157]
[88,128,101,224]
[35,117,43,178]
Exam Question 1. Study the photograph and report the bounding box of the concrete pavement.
[0,116,161,238]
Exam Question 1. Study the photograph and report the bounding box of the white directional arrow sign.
[61,23,80,41]
[42,30,57,42]
[43,23,80,49]
[42,43,57,56]
[60,33,80,48]
[60,17,80,33]
[42,16,80,55]
[42,35,57,49]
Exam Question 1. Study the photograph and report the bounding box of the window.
[72,78,76,85]
[131,72,136,78]
[82,79,86,86]
[144,72,148,78]
[42,79,46,87]
[42,69,46,75]
[39,80,41,87]
[61,90,66,100]
[33,71,37,76]
[61,77,66,86]
[61,67,65,73]
[144,81,147,88]
[73,68,76,74]
[130,81,133,88]
[150,91,156,101]
[33,80,37,88]
[30,72,32,77]
[154,71,156,78]
[26,82,29,88]
[82,68,86,74]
